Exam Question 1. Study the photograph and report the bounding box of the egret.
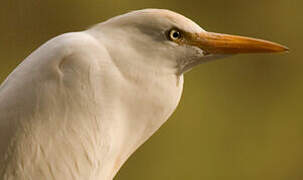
[0,9,288,180]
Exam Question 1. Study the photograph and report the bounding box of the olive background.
[0,0,302,179]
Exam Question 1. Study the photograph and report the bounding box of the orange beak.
[193,32,289,54]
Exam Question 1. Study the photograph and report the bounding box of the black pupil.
[172,31,180,38]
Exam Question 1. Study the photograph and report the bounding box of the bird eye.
[169,29,182,41]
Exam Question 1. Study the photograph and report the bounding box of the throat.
[2,74,184,180]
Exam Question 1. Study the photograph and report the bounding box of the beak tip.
[283,46,290,52]
[275,44,289,53]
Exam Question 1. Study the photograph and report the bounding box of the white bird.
[0,9,287,180]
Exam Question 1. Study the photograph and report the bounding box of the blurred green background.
[1,0,302,179]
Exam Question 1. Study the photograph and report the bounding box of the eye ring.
[169,29,182,41]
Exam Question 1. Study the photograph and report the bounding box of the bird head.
[95,9,288,74]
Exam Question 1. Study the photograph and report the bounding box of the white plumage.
[0,9,287,180]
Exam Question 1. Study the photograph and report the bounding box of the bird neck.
[92,49,184,179]
[1,53,184,180]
